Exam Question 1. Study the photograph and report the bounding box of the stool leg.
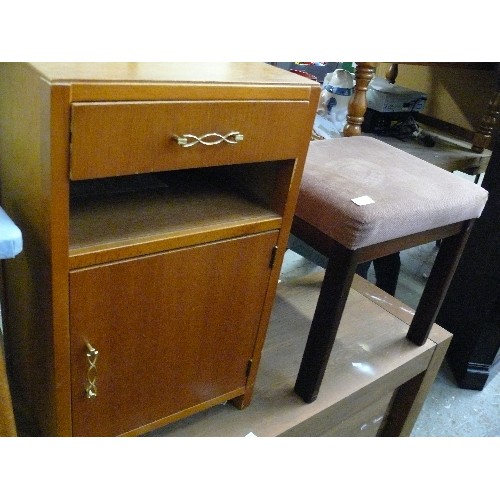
[373,252,401,296]
[407,221,475,346]
[295,244,359,403]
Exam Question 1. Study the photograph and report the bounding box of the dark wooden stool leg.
[407,220,475,346]
[373,252,401,296]
[295,243,359,403]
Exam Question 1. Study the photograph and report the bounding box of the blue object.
[0,206,22,259]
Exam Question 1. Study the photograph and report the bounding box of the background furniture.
[347,63,493,179]
[343,63,377,137]
[0,341,15,436]
[0,63,319,436]
[384,63,499,154]
[0,206,22,436]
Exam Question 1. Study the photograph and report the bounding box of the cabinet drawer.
[70,100,311,180]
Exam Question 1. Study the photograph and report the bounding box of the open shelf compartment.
[69,160,293,268]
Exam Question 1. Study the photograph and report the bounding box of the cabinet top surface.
[28,62,317,87]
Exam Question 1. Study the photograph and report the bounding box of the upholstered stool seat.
[293,136,488,403]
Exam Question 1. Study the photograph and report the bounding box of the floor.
[280,240,500,437]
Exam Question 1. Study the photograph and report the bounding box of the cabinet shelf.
[69,174,282,268]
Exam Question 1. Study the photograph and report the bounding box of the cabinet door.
[69,231,278,436]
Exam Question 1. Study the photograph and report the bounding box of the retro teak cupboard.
[0,63,319,436]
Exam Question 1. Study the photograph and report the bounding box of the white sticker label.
[352,195,375,206]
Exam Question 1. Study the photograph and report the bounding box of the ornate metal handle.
[85,341,99,399]
[174,131,244,148]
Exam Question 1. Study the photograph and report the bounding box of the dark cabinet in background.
[437,126,500,390]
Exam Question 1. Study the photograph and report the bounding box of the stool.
[292,136,489,403]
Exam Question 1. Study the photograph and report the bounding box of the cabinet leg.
[231,390,253,410]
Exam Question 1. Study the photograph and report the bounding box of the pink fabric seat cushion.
[296,136,488,250]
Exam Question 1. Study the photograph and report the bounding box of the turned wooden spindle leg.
[471,89,500,153]
[386,63,399,84]
[343,62,376,137]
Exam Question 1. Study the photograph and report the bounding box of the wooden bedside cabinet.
[0,63,319,436]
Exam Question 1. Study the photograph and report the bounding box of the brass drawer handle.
[85,341,99,399]
[174,131,244,148]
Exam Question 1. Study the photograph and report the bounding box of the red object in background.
[289,69,318,81]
